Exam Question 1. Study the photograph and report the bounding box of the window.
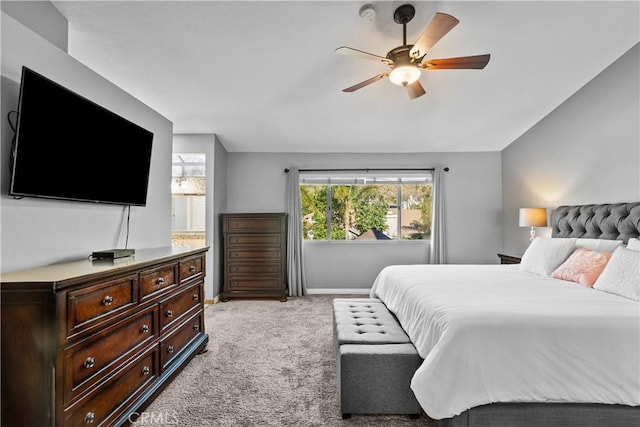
[300,172,433,241]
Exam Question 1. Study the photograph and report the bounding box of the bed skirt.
[440,402,640,427]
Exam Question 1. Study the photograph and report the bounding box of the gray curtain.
[429,167,446,264]
[285,167,306,296]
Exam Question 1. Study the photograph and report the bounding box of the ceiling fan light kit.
[336,4,491,99]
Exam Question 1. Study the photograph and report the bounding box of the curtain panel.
[285,167,306,296]
[429,167,447,264]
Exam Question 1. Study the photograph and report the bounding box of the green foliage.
[300,182,432,240]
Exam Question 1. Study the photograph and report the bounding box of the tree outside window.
[300,174,432,241]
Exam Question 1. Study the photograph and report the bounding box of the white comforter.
[369,264,640,420]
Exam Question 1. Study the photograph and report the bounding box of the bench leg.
[342,413,352,419]
[409,413,421,419]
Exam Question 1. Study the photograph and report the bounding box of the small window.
[300,172,432,241]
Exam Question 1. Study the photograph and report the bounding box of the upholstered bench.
[332,298,423,419]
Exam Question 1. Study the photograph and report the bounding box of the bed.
[370,202,640,426]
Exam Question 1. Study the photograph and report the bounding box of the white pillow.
[593,246,640,301]
[575,238,623,253]
[520,237,577,276]
[626,238,640,252]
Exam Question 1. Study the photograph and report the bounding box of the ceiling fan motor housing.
[387,45,418,66]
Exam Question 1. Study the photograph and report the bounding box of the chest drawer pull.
[156,277,165,285]
[188,265,196,273]
[167,345,174,354]
[101,295,114,306]
[83,357,96,369]
[193,294,199,301]
[142,366,151,375]
[166,310,173,318]
[193,324,200,332]
[84,412,95,424]
[140,324,150,333]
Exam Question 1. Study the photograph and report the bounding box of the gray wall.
[1,12,173,272]
[1,1,68,51]
[226,151,503,291]
[213,136,228,296]
[502,43,640,256]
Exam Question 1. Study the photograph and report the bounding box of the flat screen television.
[9,66,154,206]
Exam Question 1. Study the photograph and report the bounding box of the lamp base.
[529,227,536,241]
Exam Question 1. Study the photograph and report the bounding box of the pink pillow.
[551,248,612,287]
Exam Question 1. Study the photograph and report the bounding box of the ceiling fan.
[336,4,490,100]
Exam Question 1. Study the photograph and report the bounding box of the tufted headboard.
[551,202,640,243]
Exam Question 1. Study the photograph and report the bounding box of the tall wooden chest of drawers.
[221,213,288,302]
[0,246,209,427]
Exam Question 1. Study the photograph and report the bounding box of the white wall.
[1,12,173,272]
[502,43,640,256]
[226,151,503,290]
[172,134,227,299]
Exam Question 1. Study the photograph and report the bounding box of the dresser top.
[1,246,208,288]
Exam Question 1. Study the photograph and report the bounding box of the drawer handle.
[102,295,114,306]
[166,310,174,318]
[192,294,199,301]
[142,366,151,375]
[167,345,174,354]
[193,324,200,332]
[156,277,165,285]
[140,324,150,333]
[84,357,96,369]
[84,411,95,424]
[189,265,196,273]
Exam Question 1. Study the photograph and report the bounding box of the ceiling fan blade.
[406,81,426,100]
[342,73,388,92]
[409,13,460,59]
[422,54,491,69]
[335,46,391,64]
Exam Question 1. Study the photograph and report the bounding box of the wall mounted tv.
[9,66,154,206]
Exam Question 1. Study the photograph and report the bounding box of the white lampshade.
[389,65,421,86]
[519,208,548,227]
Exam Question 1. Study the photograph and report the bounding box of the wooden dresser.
[221,213,288,302]
[0,246,209,427]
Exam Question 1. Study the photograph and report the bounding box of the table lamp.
[519,208,547,241]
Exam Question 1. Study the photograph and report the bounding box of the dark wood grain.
[221,213,288,301]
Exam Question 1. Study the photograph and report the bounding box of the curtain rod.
[283,167,448,173]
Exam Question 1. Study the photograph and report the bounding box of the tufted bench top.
[333,298,411,345]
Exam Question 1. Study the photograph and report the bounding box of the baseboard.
[305,288,370,295]
[204,295,219,305]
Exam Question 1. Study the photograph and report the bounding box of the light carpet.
[140,295,438,426]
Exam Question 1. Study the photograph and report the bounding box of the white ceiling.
[51,1,639,153]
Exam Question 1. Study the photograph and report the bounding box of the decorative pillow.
[593,246,640,301]
[626,238,640,252]
[575,238,623,253]
[519,237,577,276]
[551,248,612,287]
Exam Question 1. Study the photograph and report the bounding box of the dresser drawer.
[64,347,158,427]
[227,277,283,290]
[179,255,204,284]
[139,263,177,301]
[227,247,281,261]
[227,263,281,276]
[67,274,138,337]
[159,281,202,331]
[160,309,204,370]
[64,304,157,404]
[226,233,281,246]
[223,216,284,233]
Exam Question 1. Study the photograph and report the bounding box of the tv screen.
[9,67,154,206]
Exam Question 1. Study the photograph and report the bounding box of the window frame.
[299,170,433,242]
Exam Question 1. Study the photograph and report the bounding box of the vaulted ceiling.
[52,1,639,153]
